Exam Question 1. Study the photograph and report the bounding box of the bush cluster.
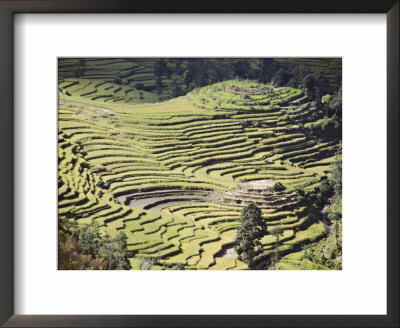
[58,221,131,270]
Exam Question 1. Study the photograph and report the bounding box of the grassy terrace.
[59,58,190,103]
[58,80,338,269]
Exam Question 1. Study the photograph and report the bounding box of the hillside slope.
[58,80,340,270]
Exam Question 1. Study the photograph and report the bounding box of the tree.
[59,223,131,270]
[302,74,316,97]
[291,64,306,82]
[193,71,207,87]
[234,202,267,269]
[232,59,251,79]
[77,223,103,257]
[303,72,330,100]
[273,181,286,192]
[328,88,342,117]
[330,146,342,201]
[154,59,168,77]
[321,94,332,105]
[295,187,305,203]
[182,70,193,91]
[58,231,108,270]
[167,79,182,99]
[270,227,284,246]
[319,177,333,198]
[98,231,130,270]
[214,58,232,81]
[156,76,163,95]
[269,227,284,267]
[271,68,291,87]
[170,58,183,71]
[207,70,219,85]
[75,59,86,78]
[258,59,279,84]
[113,76,122,85]
[134,82,145,90]
[286,78,298,88]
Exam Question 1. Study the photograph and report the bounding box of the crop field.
[58,58,342,104]
[58,58,342,270]
[59,58,194,102]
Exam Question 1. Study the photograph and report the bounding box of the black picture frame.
[0,1,398,327]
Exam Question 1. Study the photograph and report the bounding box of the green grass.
[275,251,331,270]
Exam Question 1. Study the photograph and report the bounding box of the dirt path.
[222,247,238,258]
[321,203,336,259]
[216,244,238,259]
[322,204,333,232]
[323,237,336,259]
[59,99,117,118]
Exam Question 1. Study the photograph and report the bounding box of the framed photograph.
[0,1,398,327]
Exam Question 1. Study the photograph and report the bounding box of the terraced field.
[276,58,342,88]
[59,58,189,103]
[58,79,339,270]
[58,58,342,105]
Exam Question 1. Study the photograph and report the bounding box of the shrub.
[58,231,108,270]
[273,181,286,192]
[295,187,305,202]
[272,69,291,87]
[175,263,185,270]
[113,77,122,85]
[134,83,145,90]
[60,223,131,270]
[319,178,333,197]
